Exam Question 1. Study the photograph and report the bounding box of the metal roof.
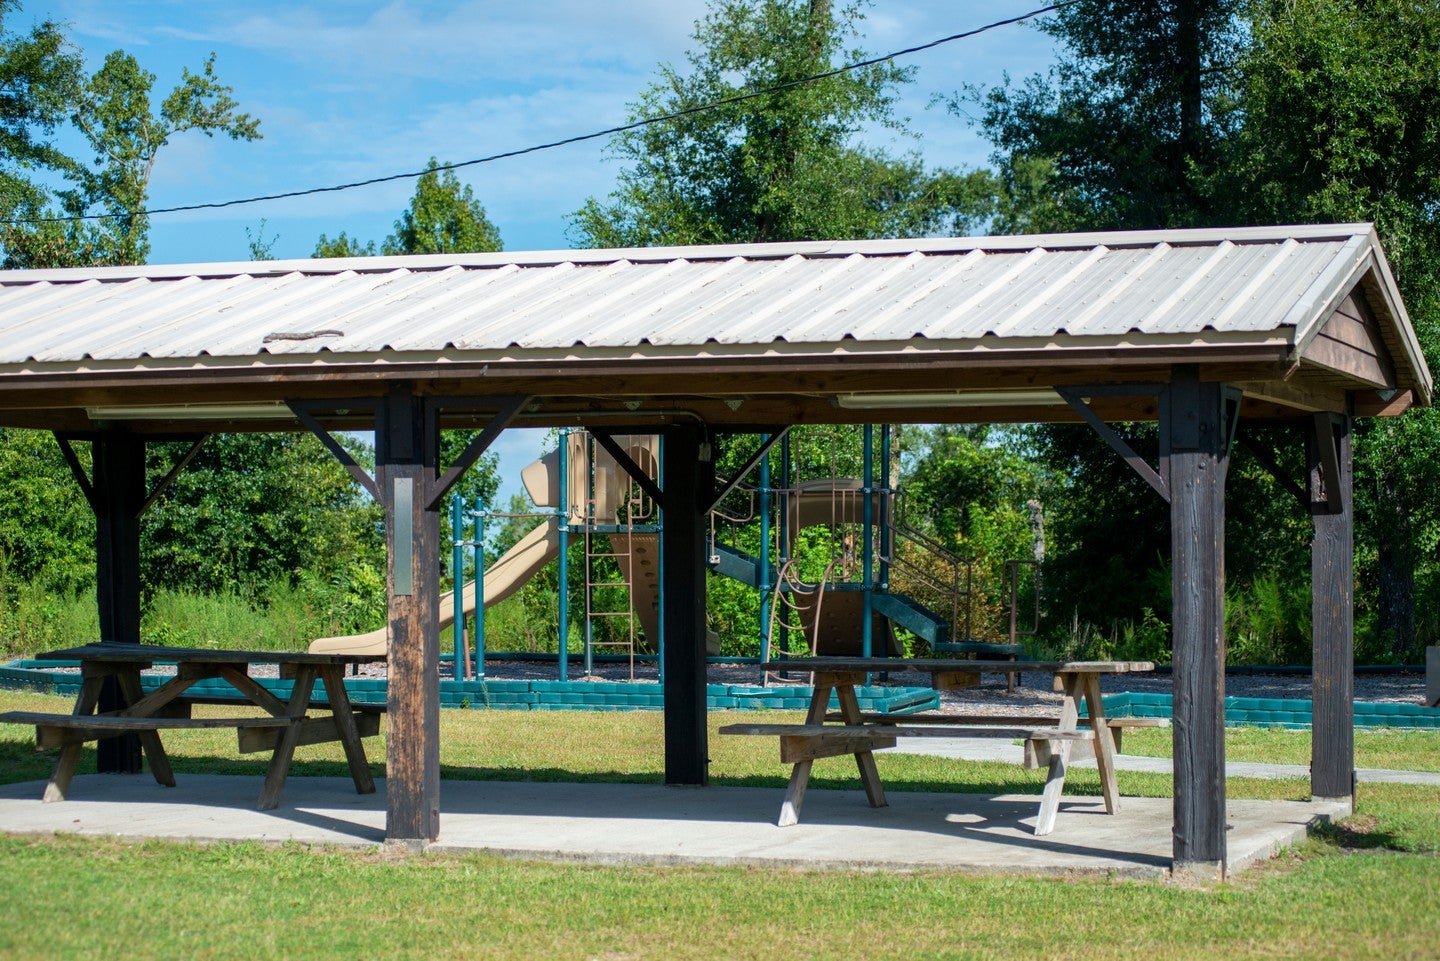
[0,223,1429,425]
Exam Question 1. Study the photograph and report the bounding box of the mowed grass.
[0,687,1437,961]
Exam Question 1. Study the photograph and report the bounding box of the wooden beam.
[707,429,788,514]
[662,424,711,786]
[1310,412,1355,803]
[1058,385,1170,502]
[425,395,529,510]
[1167,365,1229,878]
[1236,429,1308,512]
[288,400,382,501]
[591,429,667,508]
[138,435,208,516]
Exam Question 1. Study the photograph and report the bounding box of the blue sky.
[30,0,1060,500]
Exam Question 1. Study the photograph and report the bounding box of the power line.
[4,3,1071,226]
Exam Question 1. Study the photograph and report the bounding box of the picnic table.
[719,657,1156,835]
[0,643,385,810]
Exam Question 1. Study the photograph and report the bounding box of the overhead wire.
[3,2,1072,226]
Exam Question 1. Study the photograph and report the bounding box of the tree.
[4,49,259,267]
[964,0,1245,231]
[572,0,994,247]
[1222,0,1440,659]
[0,3,81,220]
[312,158,501,258]
[141,434,384,598]
[964,0,1440,659]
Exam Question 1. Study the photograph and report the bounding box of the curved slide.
[309,517,560,656]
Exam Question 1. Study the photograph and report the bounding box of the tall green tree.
[4,49,259,267]
[1222,0,1440,658]
[965,0,1440,659]
[0,2,82,229]
[313,158,502,258]
[572,0,994,247]
[966,0,1245,231]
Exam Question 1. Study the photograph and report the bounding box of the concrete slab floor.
[0,774,1346,879]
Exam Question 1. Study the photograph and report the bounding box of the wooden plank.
[36,643,382,668]
[756,657,1154,674]
[779,733,897,763]
[1035,672,1082,836]
[839,712,1169,728]
[259,665,316,811]
[779,679,832,827]
[114,668,176,789]
[318,665,377,795]
[1083,673,1122,815]
[237,710,380,754]
[835,683,887,810]
[719,723,1093,740]
[33,714,292,748]
[42,674,104,803]
[932,671,981,691]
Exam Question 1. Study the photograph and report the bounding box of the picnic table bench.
[719,657,1156,835]
[0,643,385,810]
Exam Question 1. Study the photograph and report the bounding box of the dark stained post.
[1309,412,1354,804]
[378,386,441,844]
[1167,366,1229,877]
[92,432,146,773]
[662,424,712,785]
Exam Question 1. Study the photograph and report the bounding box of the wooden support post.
[92,433,146,773]
[662,424,712,786]
[1310,413,1355,805]
[1167,366,1229,878]
[379,386,441,844]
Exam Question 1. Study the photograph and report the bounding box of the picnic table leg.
[1035,671,1083,835]
[258,665,317,810]
[778,679,832,826]
[318,665,376,795]
[1082,673,1121,815]
[114,668,176,788]
[43,674,106,803]
[834,683,887,810]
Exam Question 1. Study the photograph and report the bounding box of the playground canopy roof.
[0,222,1429,432]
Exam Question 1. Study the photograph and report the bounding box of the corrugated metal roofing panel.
[0,225,1425,405]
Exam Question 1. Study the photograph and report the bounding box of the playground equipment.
[315,426,1038,685]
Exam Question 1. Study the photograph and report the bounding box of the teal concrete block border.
[0,659,940,715]
[10,659,1433,725]
[1097,691,1440,730]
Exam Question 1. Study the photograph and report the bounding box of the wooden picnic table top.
[758,657,1155,674]
[35,642,384,667]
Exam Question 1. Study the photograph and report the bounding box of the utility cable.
[3,3,1071,226]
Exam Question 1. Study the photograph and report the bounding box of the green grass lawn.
[1,687,1437,961]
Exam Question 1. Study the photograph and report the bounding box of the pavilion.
[0,222,1429,877]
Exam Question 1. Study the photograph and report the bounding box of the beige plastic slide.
[308,516,560,656]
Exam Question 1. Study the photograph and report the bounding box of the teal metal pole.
[473,496,486,679]
[451,493,465,681]
[862,424,875,660]
[557,431,570,682]
[880,424,892,590]
[758,434,773,663]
